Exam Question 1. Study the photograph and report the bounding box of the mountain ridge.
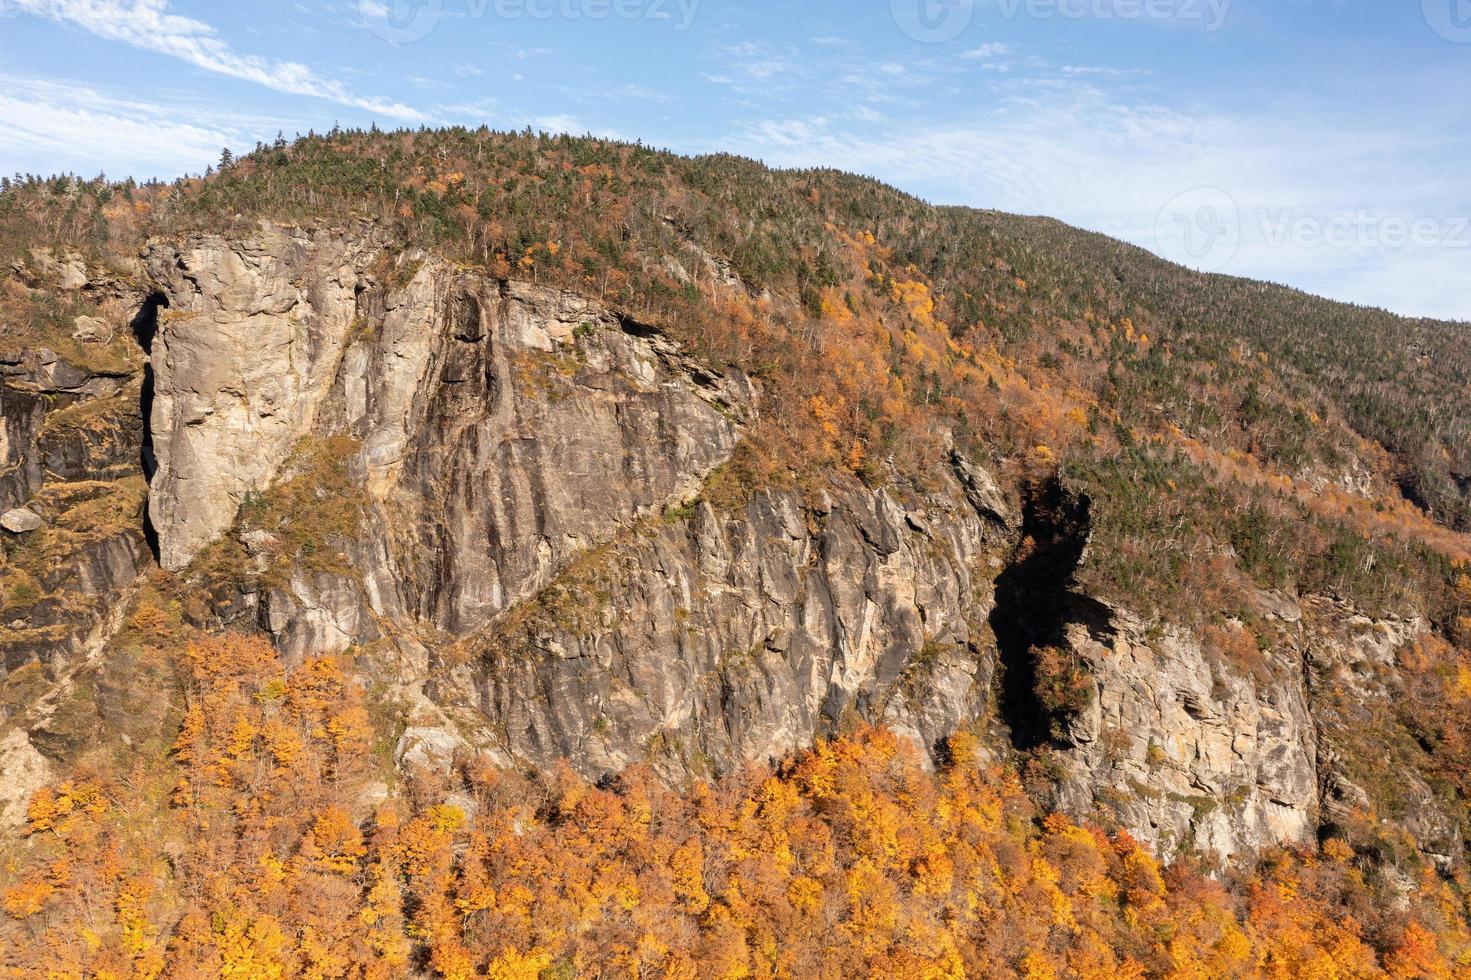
[3,127,1471,975]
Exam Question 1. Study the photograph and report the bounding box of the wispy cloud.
[517,114,618,140]
[714,41,801,87]
[436,96,503,121]
[534,114,589,134]
[0,73,265,178]
[6,0,426,120]
[613,83,670,102]
[961,43,1014,60]
[1062,65,1148,78]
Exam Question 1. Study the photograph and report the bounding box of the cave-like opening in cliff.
[131,292,166,562]
[989,476,1096,751]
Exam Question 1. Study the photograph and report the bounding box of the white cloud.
[961,43,1013,60]
[958,42,1019,73]
[0,74,264,178]
[529,115,621,139]
[1062,65,1148,78]
[718,41,799,85]
[535,114,583,132]
[436,96,503,120]
[742,60,790,81]
[613,83,670,102]
[8,0,426,120]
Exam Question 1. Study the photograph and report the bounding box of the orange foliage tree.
[5,634,1471,977]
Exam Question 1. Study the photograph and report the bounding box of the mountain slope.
[3,128,1471,974]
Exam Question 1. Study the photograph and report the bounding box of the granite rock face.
[1047,605,1318,860]
[0,278,151,677]
[1,345,137,512]
[0,729,54,827]
[140,226,1013,786]
[1298,598,1464,872]
[143,226,383,571]
[352,276,756,637]
[143,232,754,628]
[465,482,1007,783]
[0,272,154,824]
[5,222,1451,865]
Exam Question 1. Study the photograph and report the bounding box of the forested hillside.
[5,632,1467,977]
[3,128,1471,976]
[5,129,1466,621]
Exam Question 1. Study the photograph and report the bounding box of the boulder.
[71,315,114,344]
[1,508,43,534]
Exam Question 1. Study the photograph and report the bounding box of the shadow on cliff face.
[989,476,1100,751]
[131,292,166,563]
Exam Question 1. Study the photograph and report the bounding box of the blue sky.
[1,0,1468,320]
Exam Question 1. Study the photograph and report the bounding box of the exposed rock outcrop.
[1048,607,1318,861]
[144,226,384,570]
[0,287,151,673]
[0,729,54,827]
[144,231,755,635]
[1300,598,1464,871]
[10,222,1460,870]
[360,276,755,637]
[141,226,1012,785]
[462,481,1006,782]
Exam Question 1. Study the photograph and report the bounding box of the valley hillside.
[3,128,1471,976]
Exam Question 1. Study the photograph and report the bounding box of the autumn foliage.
[7,130,1471,634]
[5,130,1471,976]
[2,634,1469,977]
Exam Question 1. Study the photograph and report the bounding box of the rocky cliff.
[0,221,1463,875]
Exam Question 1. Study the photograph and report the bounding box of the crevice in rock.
[989,475,1094,751]
[451,291,484,342]
[130,292,166,562]
[615,313,662,339]
[1394,474,1431,517]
